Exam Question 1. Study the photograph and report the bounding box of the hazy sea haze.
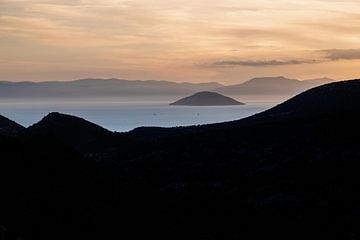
[0,99,277,132]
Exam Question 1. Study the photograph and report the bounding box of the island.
[170,91,244,106]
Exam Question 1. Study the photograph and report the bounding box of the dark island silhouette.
[170,91,244,106]
[1,79,360,240]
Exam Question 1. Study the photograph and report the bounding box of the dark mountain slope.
[170,91,244,106]
[2,79,360,240]
[125,79,356,141]
[116,80,360,185]
[0,115,24,136]
[25,112,117,151]
[0,134,97,240]
[252,79,360,119]
[104,79,360,239]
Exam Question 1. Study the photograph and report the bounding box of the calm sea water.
[0,100,277,132]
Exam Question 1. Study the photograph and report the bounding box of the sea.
[0,99,278,132]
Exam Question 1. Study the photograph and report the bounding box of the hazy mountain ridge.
[216,76,334,97]
[0,78,223,99]
[0,77,333,100]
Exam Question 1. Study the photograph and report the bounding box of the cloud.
[322,49,360,61]
[210,48,360,68]
[1,0,360,82]
[212,59,320,67]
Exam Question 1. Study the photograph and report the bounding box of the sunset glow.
[1,0,360,83]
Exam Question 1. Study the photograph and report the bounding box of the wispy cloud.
[210,48,360,68]
[322,49,360,61]
[212,59,319,67]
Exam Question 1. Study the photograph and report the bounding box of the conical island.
[170,91,244,106]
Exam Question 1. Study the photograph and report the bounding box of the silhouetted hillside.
[25,112,117,151]
[107,79,360,239]
[0,115,24,136]
[170,91,244,106]
[249,79,360,121]
[2,79,360,240]
[0,133,95,240]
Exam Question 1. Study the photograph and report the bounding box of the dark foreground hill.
[170,91,244,106]
[25,112,117,152]
[255,79,360,119]
[1,80,360,240]
[0,115,24,136]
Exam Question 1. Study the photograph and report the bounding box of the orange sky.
[1,0,360,84]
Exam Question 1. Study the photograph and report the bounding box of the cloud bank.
[323,49,360,61]
[211,49,360,68]
[212,59,319,67]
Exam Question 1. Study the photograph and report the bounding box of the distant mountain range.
[1,79,360,240]
[0,76,334,100]
[0,78,222,100]
[215,76,334,98]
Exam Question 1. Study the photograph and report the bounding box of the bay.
[0,100,277,132]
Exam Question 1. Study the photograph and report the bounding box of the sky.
[1,0,360,84]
